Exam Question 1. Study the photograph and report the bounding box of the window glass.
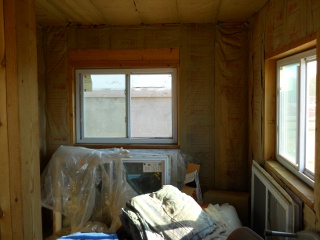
[278,63,299,166]
[130,74,172,138]
[276,49,316,187]
[83,74,126,138]
[305,60,317,174]
[75,68,177,144]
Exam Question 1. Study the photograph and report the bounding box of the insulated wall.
[39,23,249,192]
[249,0,320,231]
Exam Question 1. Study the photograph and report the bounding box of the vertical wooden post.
[0,0,42,239]
[264,59,276,161]
[315,33,320,230]
[0,0,13,239]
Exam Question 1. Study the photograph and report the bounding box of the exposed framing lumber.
[1,0,42,239]
[0,0,13,239]
[315,32,320,229]
[2,0,24,238]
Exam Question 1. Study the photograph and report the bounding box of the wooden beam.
[315,32,320,230]
[3,0,24,238]
[0,0,13,239]
[2,0,42,239]
[68,48,180,64]
[264,58,276,161]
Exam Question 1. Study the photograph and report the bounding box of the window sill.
[73,143,180,149]
[265,160,314,209]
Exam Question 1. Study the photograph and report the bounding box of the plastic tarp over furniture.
[41,146,188,234]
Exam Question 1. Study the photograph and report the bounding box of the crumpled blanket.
[120,185,222,240]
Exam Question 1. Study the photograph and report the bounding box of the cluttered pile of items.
[42,146,243,240]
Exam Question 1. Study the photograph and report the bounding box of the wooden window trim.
[67,48,180,149]
[264,34,317,209]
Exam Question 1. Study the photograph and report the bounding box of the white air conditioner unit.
[121,155,171,195]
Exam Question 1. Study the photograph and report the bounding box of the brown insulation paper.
[41,24,248,193]
[214,24,249,190]
[249,0,320,231]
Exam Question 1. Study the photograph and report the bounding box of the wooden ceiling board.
[134,0,178,24]
[218,0,268,22]
[46,0,98,24]
[36,0,67,26]
[65,0,110,25]
[177,0,220,23]
[90,0,142,26]
[35,0,267,26]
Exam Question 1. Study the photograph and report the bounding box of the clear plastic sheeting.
[41,145,188,234]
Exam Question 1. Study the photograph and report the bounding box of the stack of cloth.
[120,185,226,240]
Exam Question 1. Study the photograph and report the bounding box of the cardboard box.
[182,163,202,204]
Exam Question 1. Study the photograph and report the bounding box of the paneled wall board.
[177,0,219,23]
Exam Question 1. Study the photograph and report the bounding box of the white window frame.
[75,68,178,145]
[276,48,316,188]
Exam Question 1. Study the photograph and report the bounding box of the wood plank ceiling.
[35,0,268,26]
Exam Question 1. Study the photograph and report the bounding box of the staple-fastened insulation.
[41,145,188,233]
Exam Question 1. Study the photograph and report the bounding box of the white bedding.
[118,185,243,240]
[204,203,242,239]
